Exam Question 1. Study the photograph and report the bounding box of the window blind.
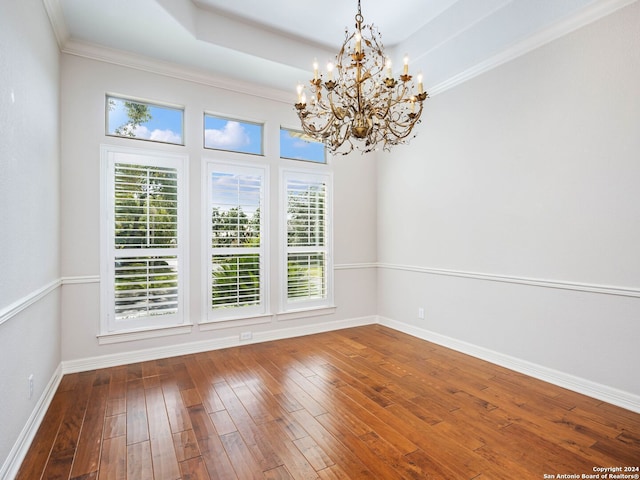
[112,162,180,321]
[286,176,328,302]
[208,166,265,317]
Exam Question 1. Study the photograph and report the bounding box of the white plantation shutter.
[207,162,266,320]
[114,255,178,319]
[114,164,179,249]
[283,170,333,310]
[101,147,186,333]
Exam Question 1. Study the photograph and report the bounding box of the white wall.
[0,0,62,471]
[59,54,378,363]
[377,2,640,399]
[3,3,638,472]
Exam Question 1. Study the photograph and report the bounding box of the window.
[205,161,267,321]
[280,127,327,163]
[204,114,263,155]
[106,96,184,145]
[100,146,187,334]
[282,169,333,311]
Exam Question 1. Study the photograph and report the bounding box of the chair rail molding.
[378,263,640,298]
[0,279,62,327]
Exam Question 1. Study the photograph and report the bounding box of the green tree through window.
[208,166,265,318]
[107,96,184,144]
[110,100,152,137]
[211,206,261,308]
[285,175,328,303]
[113,163,179,320]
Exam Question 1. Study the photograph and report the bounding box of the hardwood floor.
[16,325,640,479]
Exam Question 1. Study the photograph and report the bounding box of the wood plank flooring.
[16,325,640,479]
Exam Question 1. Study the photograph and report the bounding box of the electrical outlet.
[28,374,34,400]
[418,307,425,320]
[240,331,253,341]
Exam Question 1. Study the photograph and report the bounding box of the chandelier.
[295,0,428,155]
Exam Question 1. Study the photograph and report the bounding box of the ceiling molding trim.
[60,39,294,104]
[429,0,638,96]
[402,0,514,65]
[42,0,70,48]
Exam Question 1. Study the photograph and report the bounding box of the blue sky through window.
[211,172,261,216]
[280,128,326,163]
[204,115,263,155]
[107,97,183,144]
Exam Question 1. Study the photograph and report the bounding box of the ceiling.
[47,0,624,97]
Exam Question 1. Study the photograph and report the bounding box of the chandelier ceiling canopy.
[295,0,428,155]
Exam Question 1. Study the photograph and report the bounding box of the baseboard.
[61,315,377,374]
[61,313,640,414]
[0,364,63,480]
[378,316,640,414]
[1,315,376,478]
[7,312,635,480]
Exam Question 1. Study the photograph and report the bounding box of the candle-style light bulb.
[355,31,362,54]
[313,59,319,81]
[417,72,424,94]
[385,58,392,78]
[403,54,409,75]
[327,62,334,80]
[296,84,303,103]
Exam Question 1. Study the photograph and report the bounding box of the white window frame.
[100,145,189,337]
[280,167,333,313]
[279,125,327,164]
[106,95,185,146]
[202,158,269,324]
[203,112,265,156]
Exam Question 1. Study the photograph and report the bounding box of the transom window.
[101,96,334,334]
[106,95,184,145]
[280,127,327,163]
[204,114,264,155]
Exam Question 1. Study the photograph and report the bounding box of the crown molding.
[44,0,638,101]
[430,0,639,96]
[42,0,69,48]
[60,39,294,104]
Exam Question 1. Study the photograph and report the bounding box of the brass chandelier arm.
[294,0,428,155]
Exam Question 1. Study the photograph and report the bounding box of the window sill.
[97,323,193,345]
[276,305,336,322]
[198,314,274,331]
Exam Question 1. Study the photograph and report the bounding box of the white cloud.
[293,140,312,149]
[205,121,250,149]
[133,125,182,144]
[210,172,261,210]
